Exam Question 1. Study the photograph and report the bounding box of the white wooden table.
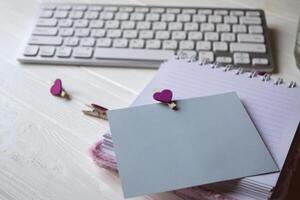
[0,0,299,199]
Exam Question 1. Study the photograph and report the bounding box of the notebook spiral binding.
[175,51,297,88]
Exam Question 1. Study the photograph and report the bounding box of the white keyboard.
[18,4,274,71]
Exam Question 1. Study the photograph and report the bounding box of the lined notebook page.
[131,58,300,188]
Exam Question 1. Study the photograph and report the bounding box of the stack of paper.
[91,58,300,200]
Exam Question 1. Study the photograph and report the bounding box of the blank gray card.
[108,92,278,198]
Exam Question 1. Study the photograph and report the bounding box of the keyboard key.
[36,19,58,27]
[249,25,263,34]
[240,16,262,24]
[208,15,222,23]
[146,13,160,21]
[123,30,138,38]
[224,16,238,24]
[119,7,134,12]
[153,22,167,30]
[29,36,63,46]
[214,10,228,15]
[232,24,247,33]
[168,22,183,30]
[155,31,170,39]
[192,14,206,22]
[96,38,112,47]
[23,46,39,56]
[59,19,73,27]
[64,37,79,46]
[163,40,178,50]
[59,28,74,36]
[81,38,96,47]
[151,8,165,13]
[107,29,122,38]
[146,40,161,49]
[182,8,196,14]
[40,46,55,57]
[221,33,235,42]
[84,11,99,19]
[103,6,118,12]
[201,23,215,32]
[177,14,191,22]
[204,32,219,41]
[33,28,58,36]
[139,30,154,39]
[115,12,129,20]
[57,47,72,57]
[179,41,194,50]
[74,19,89,28]
[184,22,199,31]
[216,24,230,32]
[216,56,232,63]
[131,13,145,21]
[121,21,135,29]
[237,34,265,43]
[230,43,266,53]
[129,39,144,48]
[230,10,244,16]
[89,20,104,28]
[161,14,175,21]
[135,7,149,13]
[188,32,203,40]
[234,53,250,64]
[105,20,120,29]
[198,51,214,62]
[246,11,260,17]
[137,21,151,30]
[69,11,83,19]
[100,12,114,20]
[166,8,180,13]
[172,31,186,40]
[94,48,174,61]
[213,42,228,51]
[196,41,211,50]
[75,29,90,37]
[91,29,106,38]
[198,9,212,15]
[54,11,68,18]
[73,47,93,58]
[252,58,268,65]
[113,39,128,48]
[179,50,197,57]
[40,10,53,18]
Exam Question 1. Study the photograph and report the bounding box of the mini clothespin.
[82,103,108,120]
[50,78,70,100]
[153,89,177,110]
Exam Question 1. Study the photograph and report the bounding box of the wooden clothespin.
[50,78,70,100]
[153,89,177,110]
[82,103,108,120]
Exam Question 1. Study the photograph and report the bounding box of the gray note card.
[108,92,278,198]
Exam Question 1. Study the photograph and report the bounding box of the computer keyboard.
[18,4,274,71]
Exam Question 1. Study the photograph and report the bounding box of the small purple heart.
[50,79,62,96]
[153,89,173,103]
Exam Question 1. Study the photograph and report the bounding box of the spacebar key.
[94,48,175,61]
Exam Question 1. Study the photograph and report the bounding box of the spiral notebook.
[131,57,300,186]
[103,56,300,199]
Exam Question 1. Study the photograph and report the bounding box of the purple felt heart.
[50,79,62,96]
[153,89,173,103]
